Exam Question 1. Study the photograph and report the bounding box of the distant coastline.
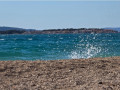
[0,27,119,34]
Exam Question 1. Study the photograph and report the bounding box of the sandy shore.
[0,57,120,90]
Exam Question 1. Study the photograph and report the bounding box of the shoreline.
[0,56,120,89]
[0,56,119,61]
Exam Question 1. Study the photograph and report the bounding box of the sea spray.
[69,33,102,59]
[69,43,102,59]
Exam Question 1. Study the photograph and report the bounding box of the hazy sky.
[0,1,120,30]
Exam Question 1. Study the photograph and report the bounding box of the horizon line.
[0,26,120,30]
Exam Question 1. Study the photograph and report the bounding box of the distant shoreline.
[0,28,119,34]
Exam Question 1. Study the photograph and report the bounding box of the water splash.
[69,44,102,59]
[69,34,102,59]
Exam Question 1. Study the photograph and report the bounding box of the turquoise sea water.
[0,33,120,60]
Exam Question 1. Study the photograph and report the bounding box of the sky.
[0,1,120,30]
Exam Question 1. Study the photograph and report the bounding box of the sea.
[0,33,120,60]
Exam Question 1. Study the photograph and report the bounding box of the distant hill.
[0,26,36,31]
[104,27,120,32]
[0,26,24,31]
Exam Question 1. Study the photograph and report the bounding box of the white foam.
[0,39,5,40]
[28,38,32,40]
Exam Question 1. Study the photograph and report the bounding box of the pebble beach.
[0,56,120,90]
